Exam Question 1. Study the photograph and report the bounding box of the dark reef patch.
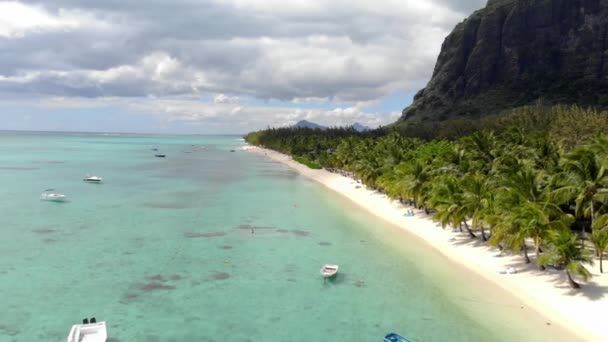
[119,292,139,304]
[43,238,57,244]
[120,273,182,304]
[212,272,230,280]
[292,229,310,237]
[236,224,275,230]
[143,201,192,209]
[148,274,165,282]
[220,245,233,250]
[31,228,57,234]
[353,280,365,288]
[317,241,332,246]
[140,281,176,292]
[0,323,20,336]
[184,231,226,238]
[0,166,39,171]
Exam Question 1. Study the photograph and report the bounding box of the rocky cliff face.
[400,0,608,123]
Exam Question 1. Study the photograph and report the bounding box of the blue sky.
[0,0,485,134]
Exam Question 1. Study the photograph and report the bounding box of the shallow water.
[0,132,577,341]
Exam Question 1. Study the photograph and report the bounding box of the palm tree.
[494,165,560,267]
[540,229,593,289]
[428,174,476,238]
[553,147,608,239]
[591,214,608,273]
[491,212,530,262]
[508,201,573,270]
[402,160,433,211]
[460,130,498,174]
[461,173,493,241]
[589,134,608,159]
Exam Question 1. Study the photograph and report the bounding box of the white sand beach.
[244,144,608,342]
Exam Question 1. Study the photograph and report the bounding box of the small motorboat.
[41,189,67,202]
[67,318,107,342]
[154,154,166,158]
[320,264,339,278]
[83,175,103,183]
[384,333,412,342]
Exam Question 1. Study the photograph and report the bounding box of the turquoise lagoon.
[0,132,577,341]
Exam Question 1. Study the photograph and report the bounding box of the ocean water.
[0,132,577,342]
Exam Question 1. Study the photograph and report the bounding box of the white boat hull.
[67,321,107,342]
[320,264,339,278]
[41,194,67,202]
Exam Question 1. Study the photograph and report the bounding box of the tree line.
[245,104,608,288]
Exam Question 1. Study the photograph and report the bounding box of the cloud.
[1,0,487,132]
[5,0,485,100]
[0,2,112,38]
[213,94,240,104]
[37,95,397,131]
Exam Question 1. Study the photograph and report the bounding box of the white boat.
[83,175,103,183]
[320,264,339,278]
[67,319,107,342]
[40,189,67,202]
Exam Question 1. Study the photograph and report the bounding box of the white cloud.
[213,93,240,104]
[37,95,396,131]
[0,1,112,38]
[1,0,488,132]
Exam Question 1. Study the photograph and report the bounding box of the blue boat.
[384,333,412,342]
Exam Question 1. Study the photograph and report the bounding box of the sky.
[0,0,486,134]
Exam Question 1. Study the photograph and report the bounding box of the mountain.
[399,0,608,124]
[351,122,371,132]
[293,120,326,129]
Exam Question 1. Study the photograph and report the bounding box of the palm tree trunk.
[480,225,487,242]
[600,253,604,274]
[523,244,530,264]
[535,242,546,271]
[463,221,476,239]
[488,225,493,240]
[566,270,581,289]
[582,200,594,248]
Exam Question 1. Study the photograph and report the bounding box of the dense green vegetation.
[246,105,608,288]
[293,156,323,169]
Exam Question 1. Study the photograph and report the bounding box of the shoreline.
[244,144,608,342]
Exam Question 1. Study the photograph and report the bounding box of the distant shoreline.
[243,144,608,342]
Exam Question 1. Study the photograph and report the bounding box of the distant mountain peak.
[351,122,370,132]
[293,120,326,129]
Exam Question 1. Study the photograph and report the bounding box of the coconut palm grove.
[245,104,608,289]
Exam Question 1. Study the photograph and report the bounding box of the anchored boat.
[40,189,67,202]
[83,175,103,183]
[67,318,107,342]
[384,333,412,342]
[320,264,339,278]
